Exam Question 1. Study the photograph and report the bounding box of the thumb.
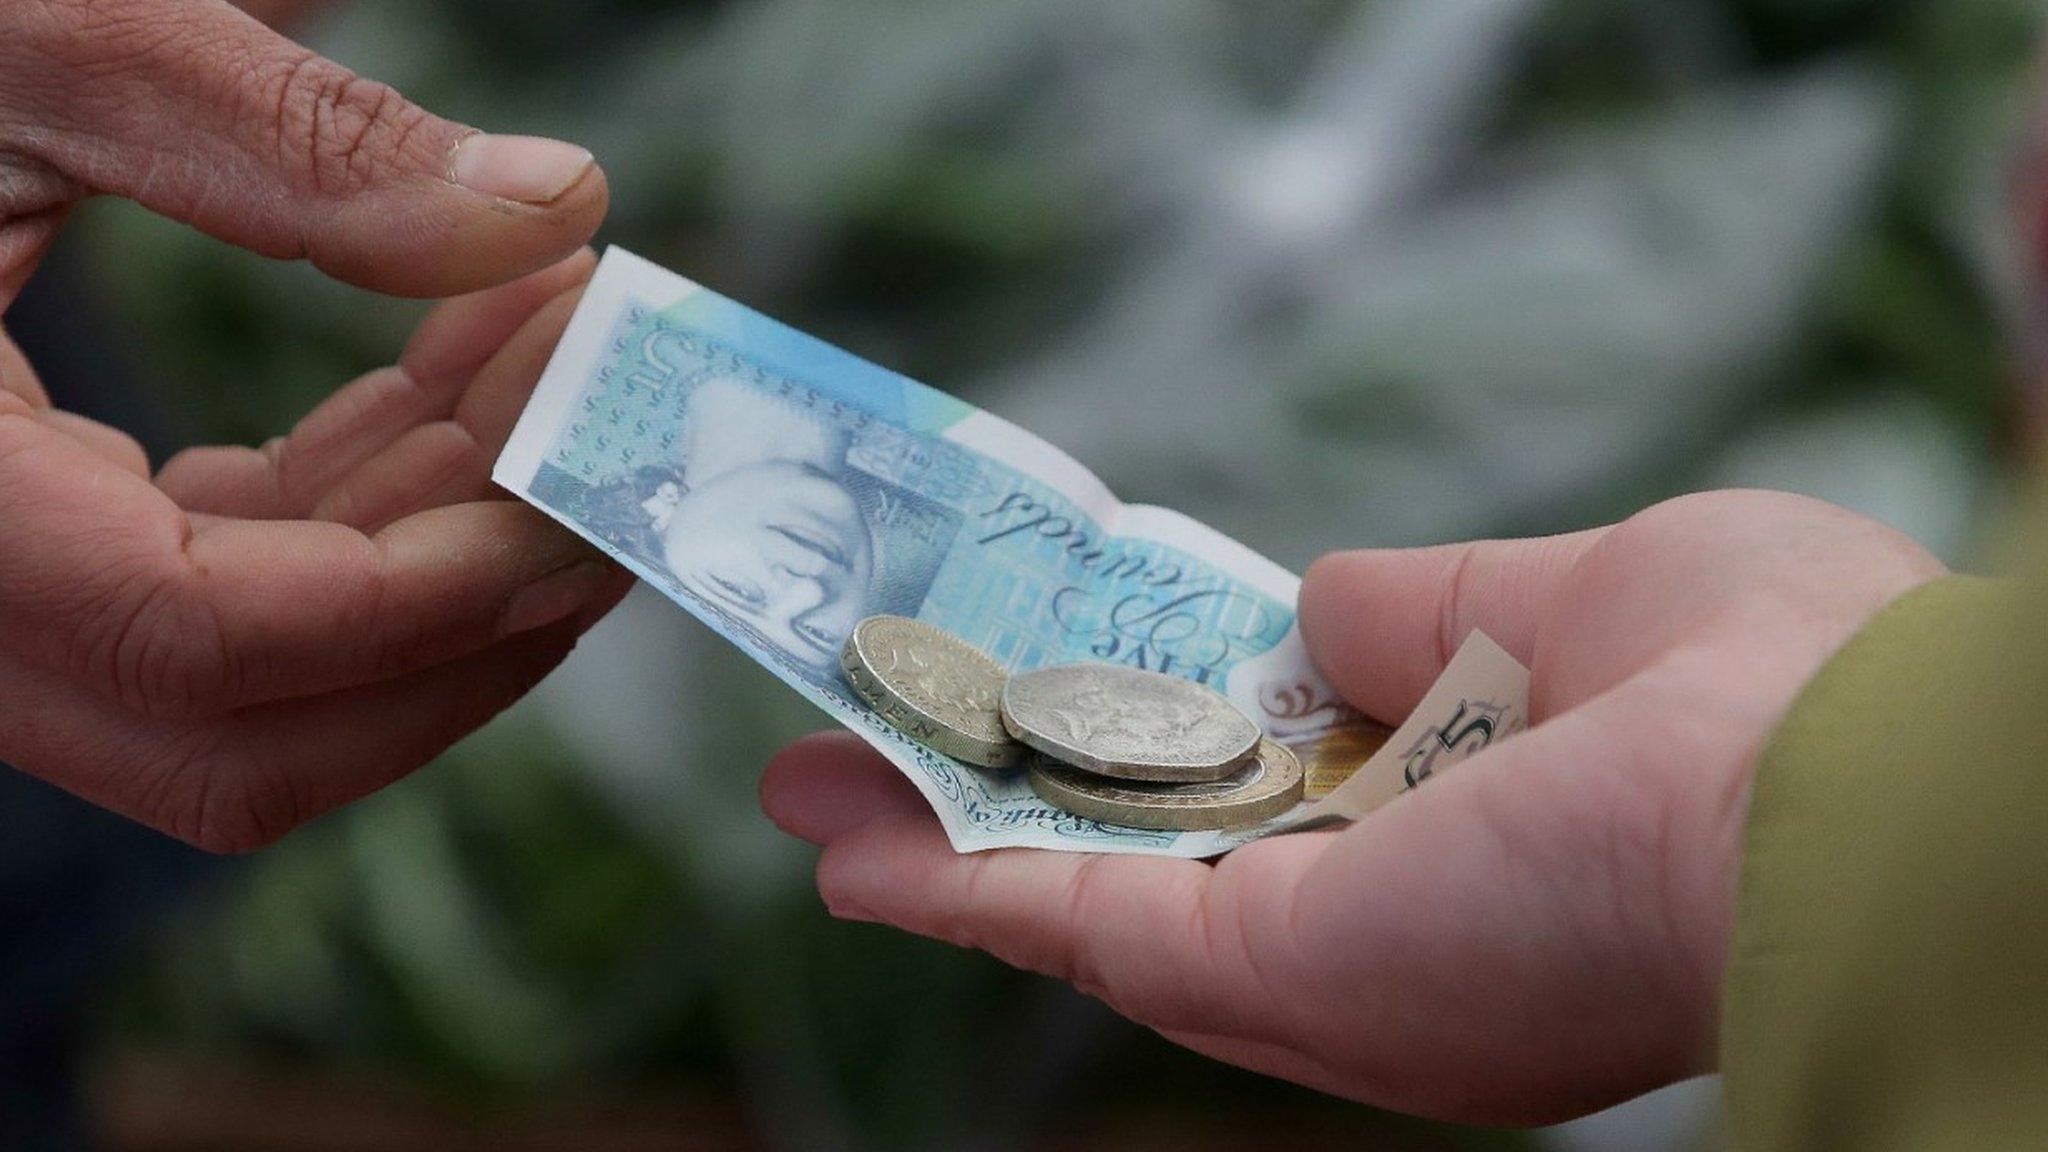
[4,0,607,298]
[1298,527,1608,723]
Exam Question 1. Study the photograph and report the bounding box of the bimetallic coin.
[1000,663,1261,782]
[841,616,1024,770]
[1028,739,1305,831]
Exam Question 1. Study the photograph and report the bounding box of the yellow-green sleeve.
[1723,573,2048,1150]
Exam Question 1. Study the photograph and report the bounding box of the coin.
[840,616,1025,770]
[1295,718,1394,800]
[1028,738,1304,831]
[1000,663,1262,782]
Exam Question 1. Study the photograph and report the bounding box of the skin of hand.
[759,490,1947,1125]
[0,0,626,851]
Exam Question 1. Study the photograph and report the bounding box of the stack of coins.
[841,615,1303,832]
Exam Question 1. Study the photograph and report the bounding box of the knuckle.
[351,544,438,682]
[0,150,77,222]
[10,1,229,115]
[265,54,434,197]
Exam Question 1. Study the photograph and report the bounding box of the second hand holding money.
[761,491,1943,1125]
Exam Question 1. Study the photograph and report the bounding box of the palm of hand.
[761,491,1943,1124]
[0,254,630,852]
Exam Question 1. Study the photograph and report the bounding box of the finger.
[0,322,52,407]
[306,285,585,530]
[0,613,593,854]
[155,253,596,519]
[35,409,149,477]
[4,317,149,478]
[815,813,1333,1043]
[1298,527,1609,723]
[6,0,606,297]
[203,614,597,851]
[2,406,623,716]
[0,197,71,313]
[400,248,597,388]
[0,410,622,718]
[760,731,931,845]
[144,502,626,716]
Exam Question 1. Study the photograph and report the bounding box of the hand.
[760,491,1945,1124]
[0,251,632,851]
[0,0,606,303]
[0,0,616,849]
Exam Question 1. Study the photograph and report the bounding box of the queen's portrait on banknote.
[656,375,877,674]
[522,314,959,686]
[573,378,881,676]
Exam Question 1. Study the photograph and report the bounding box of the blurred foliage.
[72,0,2044,1147]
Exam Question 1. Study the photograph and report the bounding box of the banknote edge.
[495,247,688,491]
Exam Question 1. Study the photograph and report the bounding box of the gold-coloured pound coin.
[1027,738,1305,831]
[841,616,1024,770]
[1295,719,1395,800]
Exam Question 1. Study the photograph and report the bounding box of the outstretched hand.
[0,0,621,849]
[761,491,1944,1124]
[0,253,631,851]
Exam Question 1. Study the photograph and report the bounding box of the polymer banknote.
[496,249,1528,857]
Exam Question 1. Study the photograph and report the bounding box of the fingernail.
[502,560,615,637]
[450,134,596,205]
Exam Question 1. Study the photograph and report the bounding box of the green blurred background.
[19,0,2048,1147]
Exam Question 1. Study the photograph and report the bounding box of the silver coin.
[1028,739,1304,831]
[841,616,1024,770]
[1000,663,1262,782]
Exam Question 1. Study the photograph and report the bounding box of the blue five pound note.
[497,249,1437,857]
